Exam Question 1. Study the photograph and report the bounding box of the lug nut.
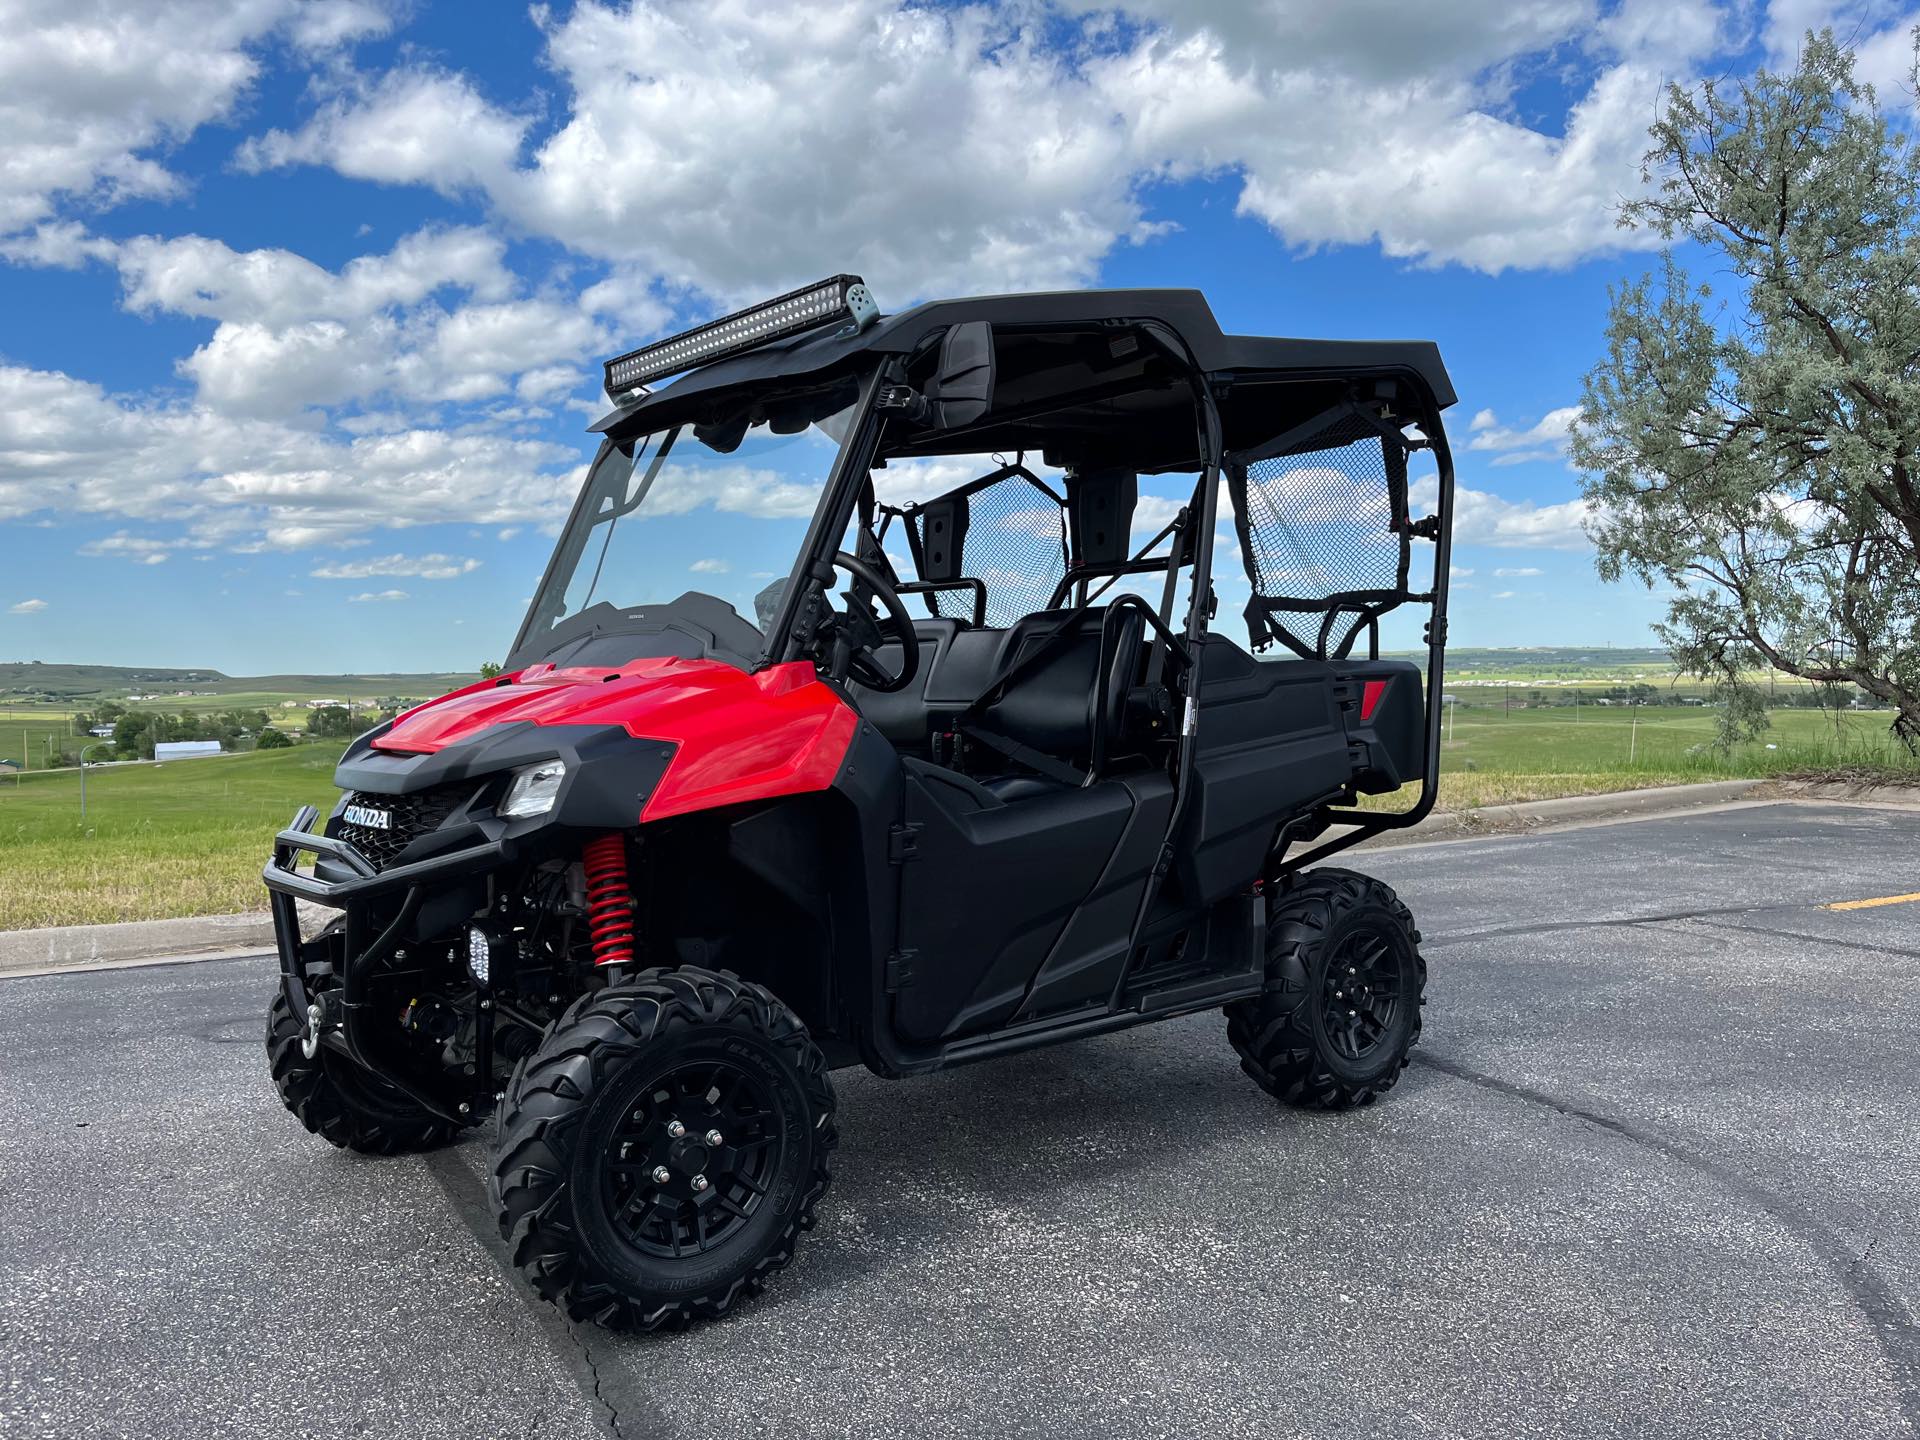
[705,1129,723,1147]
[1348,1009,1357,1018]
[691,1174,710,1193]
[651,1165,671,1184]
[667,1120,686,1138]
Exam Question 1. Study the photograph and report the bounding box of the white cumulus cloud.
[1468,406,1580,466]
[1415,474,1597,550]
[229,0,1719,289]
[0,0,396,233]
[311,553,482,580]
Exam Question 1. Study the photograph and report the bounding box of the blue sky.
[1,0,1910,674]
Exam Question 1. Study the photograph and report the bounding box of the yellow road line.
[1823,891,1920,912]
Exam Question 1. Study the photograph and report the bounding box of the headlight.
[500,760,566,818]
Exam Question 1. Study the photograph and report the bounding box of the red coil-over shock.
[581,833,636,968]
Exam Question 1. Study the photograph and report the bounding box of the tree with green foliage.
[307,705,356,738]
[1572,32,1920,752]
[112,710,154,760]
[254,727,293,749]
[479,661,504,679]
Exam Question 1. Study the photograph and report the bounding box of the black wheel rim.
[1318,927,1406,1063]
[600,1059,782,1259]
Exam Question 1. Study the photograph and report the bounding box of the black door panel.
[1011,773,1173,1021]
[893,761,1131,1044]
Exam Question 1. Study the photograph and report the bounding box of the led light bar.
[602,274,879,400]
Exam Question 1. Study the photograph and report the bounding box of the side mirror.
[926,321,994,429]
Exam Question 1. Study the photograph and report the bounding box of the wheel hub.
[667,1137,712,1175]
[601,1058,781,1258]
[1319,927,1404,1063]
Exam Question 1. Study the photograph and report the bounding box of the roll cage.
[583,291,1456,878]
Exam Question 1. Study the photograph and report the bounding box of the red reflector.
[1360,679,1389,722]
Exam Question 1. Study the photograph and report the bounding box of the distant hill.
[0,661,477,703]
[1431,647,1672,669]
[4,649,1679,703]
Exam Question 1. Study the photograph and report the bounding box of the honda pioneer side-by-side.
[263,277,1457,1330]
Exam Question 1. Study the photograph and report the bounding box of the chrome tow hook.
[301,1000,327,1060]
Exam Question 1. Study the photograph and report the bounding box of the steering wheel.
[818,550,920,694]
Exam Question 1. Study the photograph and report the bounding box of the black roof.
[592,288,1456,471]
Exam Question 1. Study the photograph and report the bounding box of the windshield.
[514,388,858,665]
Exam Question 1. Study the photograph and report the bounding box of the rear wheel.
[1226,868,1426,1109]
[266,987,460,1153]
[490,967,836,1331]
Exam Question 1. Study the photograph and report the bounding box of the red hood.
[374,657,859,822]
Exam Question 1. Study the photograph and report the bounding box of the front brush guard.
[264,805,511,1124]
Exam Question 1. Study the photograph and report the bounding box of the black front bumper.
[263,804,511,1122]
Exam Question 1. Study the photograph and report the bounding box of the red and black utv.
[263,277,1456,1330]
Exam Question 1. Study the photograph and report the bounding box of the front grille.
[336,787,466,870]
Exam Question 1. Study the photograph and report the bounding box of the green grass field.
[0,745,342,928]
[3,694,1915,930]
[1438,701,1909,774]
[0,712,85,771]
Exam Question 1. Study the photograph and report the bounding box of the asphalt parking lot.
[2,800,1917,1440]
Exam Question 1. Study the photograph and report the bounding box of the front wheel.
[490,967,836,1331]
[266,988,461,1154]
[1225,868,1426,1109]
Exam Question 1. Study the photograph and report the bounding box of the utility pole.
[1629,710,1638,766]
[78,742,110,818]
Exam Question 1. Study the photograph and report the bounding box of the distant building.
[88,725,115,738]
[154,740,223,761]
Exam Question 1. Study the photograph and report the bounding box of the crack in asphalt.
[1415,1051,1920,1435]
[1707,919,1920,964]
[563,1318,628,1440]
[420,1146,643,1440]
[1420,902,1778,949]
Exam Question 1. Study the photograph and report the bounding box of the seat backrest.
[852,606,1147,763]
[850,619,1027,744]
[849,617,961,749]
[980,606,1145,762]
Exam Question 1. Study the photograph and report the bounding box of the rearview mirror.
[926,321,994,429]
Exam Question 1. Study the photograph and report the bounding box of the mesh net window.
[906,469,1068,629]
[1230,405,1413,658]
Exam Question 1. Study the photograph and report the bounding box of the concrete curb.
[1,912,276,975]
[0,901,330,978]
[1350,778,1769,851]
[0,777,1892,977]
[1760,777,1920,810]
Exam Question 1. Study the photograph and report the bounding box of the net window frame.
[1226,397,1428,661]
[887,462,1070,630]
